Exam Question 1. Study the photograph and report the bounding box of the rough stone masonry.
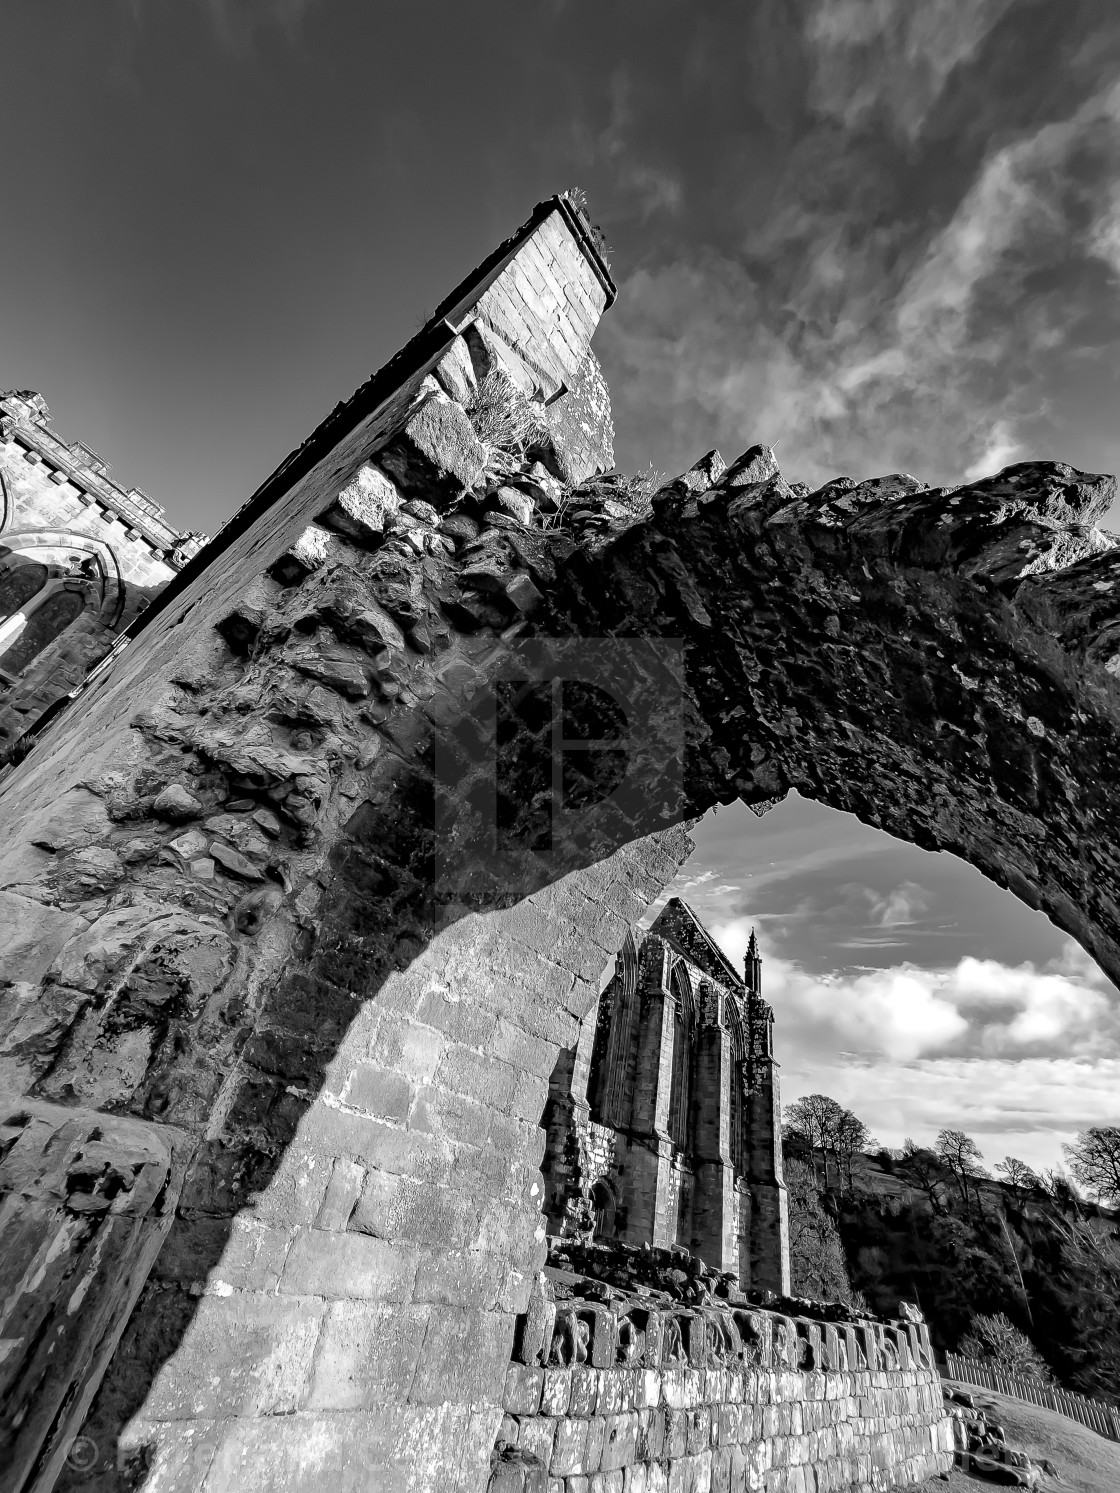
[1,190,1118,1493]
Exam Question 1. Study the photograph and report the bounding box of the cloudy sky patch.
[655,795,1120,1172]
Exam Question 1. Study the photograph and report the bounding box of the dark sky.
[4,0,1120,535]
[5,1,1119,1174]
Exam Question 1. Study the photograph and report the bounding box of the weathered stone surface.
[317,463,402,545]
[466,320,540,399]
[491,487,536,526]
[441,512,481,544]
[271,523,334,584]
[210,841,265,881]
[434,335,479,405]
[152,783,203,821]
[377,389,488,501]
[0,893,88,982]
[27,787,113,853]
[717,443,779,490]
[285,638,372,698]
[504,574,544,615]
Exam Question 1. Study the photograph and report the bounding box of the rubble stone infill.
[488,1272,953,1492]
[546,1236,871,1325]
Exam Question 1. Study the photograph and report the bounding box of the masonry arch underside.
[4,459,1120,1491]
[252,460,1120,1482]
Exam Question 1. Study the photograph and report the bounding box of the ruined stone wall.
[493,1289,953,1493]
[0,391,203,746]
[2,186,1120,1493]
[0,195,641,1493]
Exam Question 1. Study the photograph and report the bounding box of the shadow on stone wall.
[3,446,1120,1492]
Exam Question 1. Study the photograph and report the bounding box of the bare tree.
[936,1129,988,1220]
[836,1109,871,1191]
[785,1094,846,1190]
[996,1156,1039,1194]
[896,1138,951,1213]
[1062,1127,1120,1208]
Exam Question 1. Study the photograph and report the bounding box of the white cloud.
[804,0,1017,142]
[780,1056,1120,1177]
[1086,187,1120,277]
[704,918,1119,1066]
[604,75,1120,494]
[962,420,1025,483]
[765,954,970,1063]
[568,66,684,224]
[866,881,930,928]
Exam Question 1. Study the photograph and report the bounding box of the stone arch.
[2,442,1120,1492]
[0,586,88,675]
[0,529,125,630]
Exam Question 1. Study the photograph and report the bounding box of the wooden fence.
[942,1352,1120,1443]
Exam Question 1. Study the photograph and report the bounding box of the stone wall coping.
[515,1274,934,1380]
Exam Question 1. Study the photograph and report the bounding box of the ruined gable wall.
[650,901,743,993]
[0,197,650,1493]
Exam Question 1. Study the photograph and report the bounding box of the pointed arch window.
[667,963,693,1153]
[587,931,639,1129]
[727,998,747,1175]
[0,586,87,676]
[590,1179,617,1239]
[0,561,48,623]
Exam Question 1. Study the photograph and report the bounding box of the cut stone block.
[465,321,541,399]
[318,464,402,546]
[433,335,479,405]
[376,391,487,503]
[270,524,333,585]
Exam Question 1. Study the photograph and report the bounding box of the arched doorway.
[590,1178,616,1239]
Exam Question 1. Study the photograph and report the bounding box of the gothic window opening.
[587,932,638,1130]
[727,999,746,1175]
[667,963,693,1153]
[0,561,48,633]
[590,1179,616,1240]
[0,587,87,676]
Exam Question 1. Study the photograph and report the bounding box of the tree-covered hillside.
[783,1099,1120,1405]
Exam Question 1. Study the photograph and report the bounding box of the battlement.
[0,391,204,561]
